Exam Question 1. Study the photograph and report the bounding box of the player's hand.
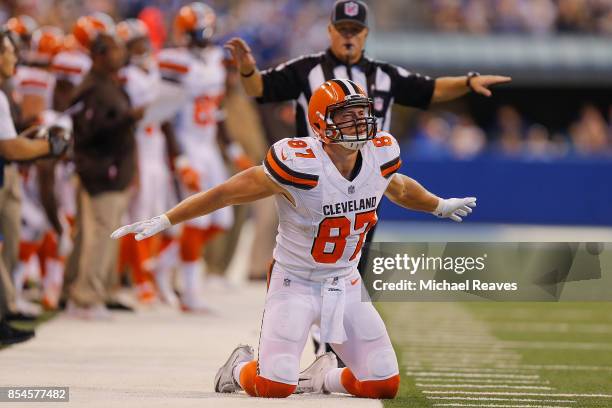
[46,125,72,157]
[130,106,147,121]
[174,155,201,191]
[433,197,477,222]
[470,75,512,97]
[111,214,172,241]
[224,37,257,75]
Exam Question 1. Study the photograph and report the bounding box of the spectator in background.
[494,105,524,157]
[570,105,610,157]
[524,124,553,161]
[408,113,452,159]
[66,33,143,319]
[556,0,593,33]
[448,115,486,159]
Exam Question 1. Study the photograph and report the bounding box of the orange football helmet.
[27,26,64,65]
[5,15,38,51]
[5,15,38,38]
[174,2,216,46]
[308,79,377,150]
[116,19,149,44]
[72,13,115,49]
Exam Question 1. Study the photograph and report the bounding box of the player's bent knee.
[254,376,296,398]
[367,347,399,379]
[268,353,299,384]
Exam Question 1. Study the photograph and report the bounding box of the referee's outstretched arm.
[432,74,512,102]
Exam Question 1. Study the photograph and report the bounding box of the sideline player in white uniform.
[158,2,250,311]
[116,19,180,305]
[112,79,477,399]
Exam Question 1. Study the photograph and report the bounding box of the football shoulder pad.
[369,131,402,179]
[263,138,320,191]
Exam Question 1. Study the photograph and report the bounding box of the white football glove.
[432,197,477,222]
[110,214,172,241]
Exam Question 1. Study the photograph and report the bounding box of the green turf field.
[379,302,612,408]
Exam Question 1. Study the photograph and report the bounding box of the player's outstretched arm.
[384,173,477,222]
[111,166,284,241]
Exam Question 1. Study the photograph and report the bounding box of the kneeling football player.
[112,79,476,399]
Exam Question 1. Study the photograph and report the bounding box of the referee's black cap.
[331,0,368,28]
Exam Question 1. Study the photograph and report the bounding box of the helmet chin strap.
[338,141,366,150]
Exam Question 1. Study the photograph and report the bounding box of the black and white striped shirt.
[257,48,435,138]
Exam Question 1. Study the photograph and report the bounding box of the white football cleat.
[295,352,337,394]
[214,344,254,393]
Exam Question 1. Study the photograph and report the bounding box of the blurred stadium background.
[1,0,611,407]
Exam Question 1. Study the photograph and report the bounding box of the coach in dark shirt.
[226,0,510,138]
[67,33,144,315]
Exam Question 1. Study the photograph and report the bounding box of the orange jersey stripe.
[265,150,318,187]
[381,160,402,178]
[159,61,189,74]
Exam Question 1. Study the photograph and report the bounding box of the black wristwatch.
[466,71,480,92]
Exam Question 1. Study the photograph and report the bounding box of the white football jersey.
[13,65,55,108]
[120,63,167,167]
[50,50,92,86]
[157,46,226,154]
[263,132,402,281]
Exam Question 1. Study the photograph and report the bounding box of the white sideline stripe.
[405,366,526,373]
[492,364,612,372]
[401,340,612,351]
[423,391,612,398]
[407,372,539,379]
[432,404,571,408]
[428,397,576,403]
[416,378,547,384]
[417,384,553,390]
[405,364,612,372]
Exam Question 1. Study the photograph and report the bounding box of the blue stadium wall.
[378,155,612,226]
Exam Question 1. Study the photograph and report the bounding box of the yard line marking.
[491,364,612,372]
[417,384,554,390]
[423,391,612,398]
[405,366,527,373]
[400,340,612,351]
[428,397,575,403]
[416,378,548,384]
[406,371,540,379]
[432,404,572,408]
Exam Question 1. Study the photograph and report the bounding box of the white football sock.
[324,368,347,394]
[181,261,201,289]
[233,361,248,386]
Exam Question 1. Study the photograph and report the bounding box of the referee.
[225,0,510,139]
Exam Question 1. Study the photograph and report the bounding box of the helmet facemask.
[324,95,377,150]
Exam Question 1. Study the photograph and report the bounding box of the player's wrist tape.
[466,71,480,92]
[432,198,447,217]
